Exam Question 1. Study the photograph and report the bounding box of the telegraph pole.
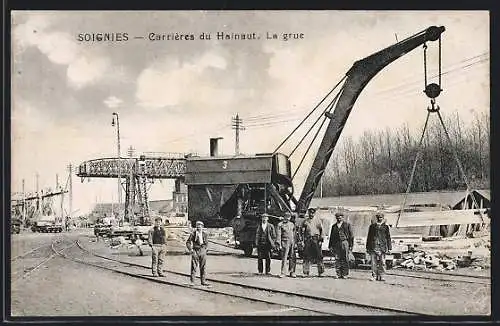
[35,173,40,215]
[231,113,245,155]
[67,164,73,220]
[112,112,122,222]
[57,174,63,222]
[22,179,26,225]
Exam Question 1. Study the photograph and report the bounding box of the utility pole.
[57,173,63,222]
[22,179,26,226]
[231,113,245,155]
[112,112,122,223]
[35,172,40,216]
[67,164,73,220]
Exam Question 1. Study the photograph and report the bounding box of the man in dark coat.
[255,213,276,275]
[328,212,354,279]
[366,212,392,281]
[186,221,209,286]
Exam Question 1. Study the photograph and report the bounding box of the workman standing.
[147,217,167,277]
[276,211,296,278]
[186,221,209,286]
[328,212,354,279]
[366,212,392,281]
[301,207,325,277]
[255,213,276,275]
[288,213,300,278]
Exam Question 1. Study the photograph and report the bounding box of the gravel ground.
[9,231,320,316]
[11,231,60,259]
[84,232,491,316]
[10,229,490,317]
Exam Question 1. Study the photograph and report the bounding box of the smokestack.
[210,137,223,157]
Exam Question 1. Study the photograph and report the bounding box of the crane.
[184,26,446,256]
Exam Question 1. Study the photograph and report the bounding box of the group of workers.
[145,207,392,286]
[147,217,209,286]
[252,207,392,281]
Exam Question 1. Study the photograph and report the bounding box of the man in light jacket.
[276,212,296,278]
[301,208,325,277]
[186,221,209,286]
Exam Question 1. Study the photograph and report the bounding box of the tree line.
[319,110,490,196]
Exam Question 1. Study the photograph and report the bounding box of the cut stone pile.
[206,227,233,241]
[394,248,490,271]
[395,251,458,271]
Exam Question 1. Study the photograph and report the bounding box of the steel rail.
[74,239,419,316]
[54,242,335,316]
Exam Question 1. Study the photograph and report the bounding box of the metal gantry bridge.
[76,154,188,223]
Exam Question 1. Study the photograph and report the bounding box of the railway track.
[383,269,490,285]
[208,239,490,285]
[11,237,75,284]
[52,240,331,315]
[67,238,419,316]
[12,243,52,261]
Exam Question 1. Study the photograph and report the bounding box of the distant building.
[172,179,188,214]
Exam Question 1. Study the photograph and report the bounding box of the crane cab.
[185,152,294,256]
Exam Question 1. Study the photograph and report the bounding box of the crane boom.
[296,26,445,214]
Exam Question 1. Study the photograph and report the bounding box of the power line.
[375,58,488,101]
[240,52,489,128]
[374,54,488,97]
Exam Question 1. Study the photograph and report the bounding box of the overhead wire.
[272,75,347,154]
[375,58,488,101]
[292,115,329,180]
[244,53,488,132]
[374,54,488,98]
[289,87,343,158]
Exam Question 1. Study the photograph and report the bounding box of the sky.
[10,11,490,215]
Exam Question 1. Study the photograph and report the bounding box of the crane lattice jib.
[296,26,445,214]
[76,157,186,179]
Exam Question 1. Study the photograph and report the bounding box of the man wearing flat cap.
[366,212,392,281]
[148,216,167,277]
[328,211,354,279]
[276,211,296,277]
[301,207,325,277]
[255,213,276,275]
[186,221,209,286]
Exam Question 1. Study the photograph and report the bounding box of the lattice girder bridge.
[76,155,187,224]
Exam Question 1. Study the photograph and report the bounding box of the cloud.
[67,55,110,89]
[103,96,124,109]
[11,99,55,136]
[135,50,230,110]
[13,14,111,89]
[12,14,52,53]
[37,31,79,65]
